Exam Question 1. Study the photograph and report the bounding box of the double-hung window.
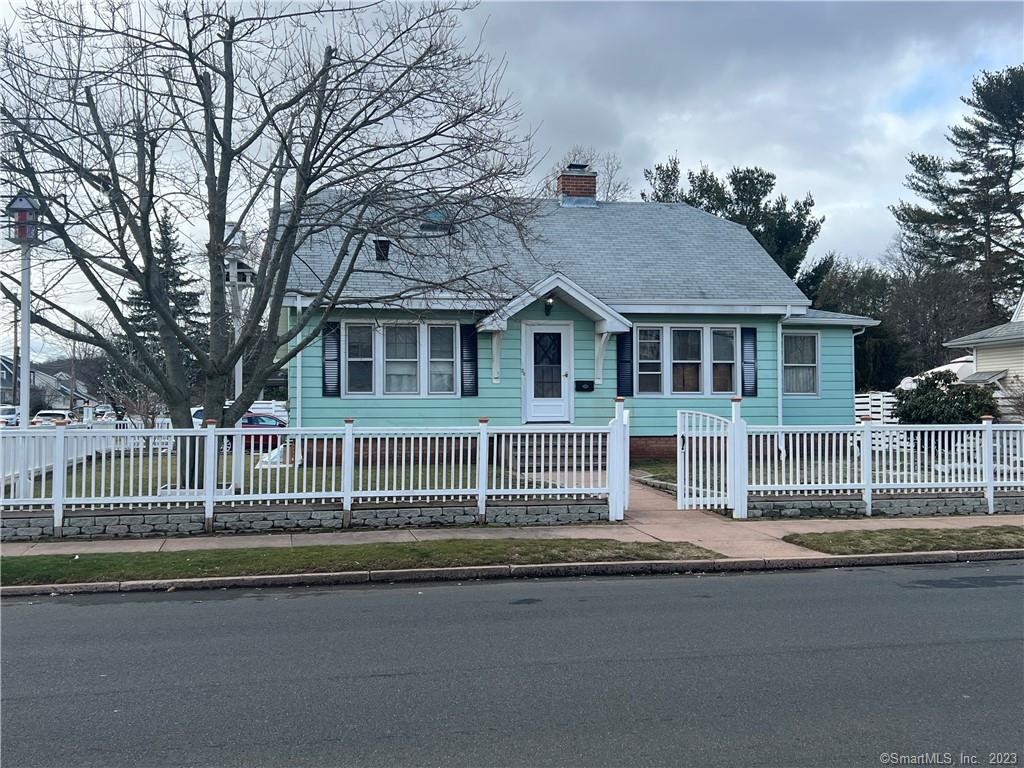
[384,326,419,394]
[346,325,374,394]
[783,333,818,395]
[671,329,702,393]
[635,325,740,396]
[711,329,736,394]
[428,326,456,394]
[327,322,460,397]
[637,328,663,394]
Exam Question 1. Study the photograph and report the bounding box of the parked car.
[31,409,79,425]
[232,413,287,451]
[0,405,18,427]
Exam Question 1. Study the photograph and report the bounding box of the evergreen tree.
[105,211,207,415]
[890,65,1024,326]
[641,157,824,278]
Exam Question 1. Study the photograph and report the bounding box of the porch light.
[544,295,555,316]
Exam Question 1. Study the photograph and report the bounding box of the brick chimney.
[556,163,597,203]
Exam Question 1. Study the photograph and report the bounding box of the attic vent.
[374,239,391,261]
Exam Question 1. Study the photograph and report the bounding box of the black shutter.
[460,324,478,396]
[616,332,633,397]
[322,322,341,397]
[741,327,758,397]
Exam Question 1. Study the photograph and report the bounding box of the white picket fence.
[0,401,631,529]
[679,404,1024,518]
[854,392,897,424]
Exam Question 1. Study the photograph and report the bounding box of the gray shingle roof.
[287,200,810,307]
[945,321,1024,348]
[785,309,880,326]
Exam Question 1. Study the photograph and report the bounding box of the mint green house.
[285,165,877,454]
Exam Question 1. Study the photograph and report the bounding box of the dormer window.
[419,208,453,233]
[374,238,391,261]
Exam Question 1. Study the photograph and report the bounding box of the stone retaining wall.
[745,494,1024,519]
[1,500,609,541]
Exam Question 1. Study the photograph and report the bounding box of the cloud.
[465,0,1024,262]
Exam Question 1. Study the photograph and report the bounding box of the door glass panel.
[533,332,562,399]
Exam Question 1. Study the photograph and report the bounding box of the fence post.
[203,420,217,533]
[476,418,489,520]
[860,415,873,517]
[342,418,355,513]
[608,397,626,521]
[981,415,995,514]
[730,397,748,520]
[623,407,631,512]
[52,422,67,537]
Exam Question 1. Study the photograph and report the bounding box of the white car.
[31,409,79,425]
[0,405,18,427]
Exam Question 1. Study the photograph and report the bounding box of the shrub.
[893,371,999,424]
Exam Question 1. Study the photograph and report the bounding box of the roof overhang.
[477,273,631,333]
[783,316,880,327]
[609,301,810,315]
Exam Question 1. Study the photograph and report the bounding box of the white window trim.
[710,327,739,395]
[340,320,461,399]
[633,324,741,398]
[344,323,375,396]
[782,331,820,397]
[670,326,703,395]
[427,324,458,395]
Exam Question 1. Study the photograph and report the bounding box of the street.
[2,561,1022,768]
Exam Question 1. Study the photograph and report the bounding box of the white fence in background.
[678,405,1024,518]
[854,392,897,424]
[0,401,631,529]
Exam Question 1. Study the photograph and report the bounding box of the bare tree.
[1,0,534,428]
[543,144,631,201]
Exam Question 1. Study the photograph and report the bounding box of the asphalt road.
[2,562,1022,768]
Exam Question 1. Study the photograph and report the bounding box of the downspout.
[852,326,866,422]
[294,297,305,428]
[777,304,793,426]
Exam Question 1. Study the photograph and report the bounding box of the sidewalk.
[2,481,1021,560]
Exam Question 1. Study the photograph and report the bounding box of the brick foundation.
[630,436,676,459]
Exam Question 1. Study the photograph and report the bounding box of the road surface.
[3,561,1022,767]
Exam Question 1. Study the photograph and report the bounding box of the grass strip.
[782,526,1024,555]
[0,538,719,586]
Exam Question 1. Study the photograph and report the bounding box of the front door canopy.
[477,273,632,334]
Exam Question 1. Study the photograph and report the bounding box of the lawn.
[782,526,1024,555]
[632,459,676,484]
[0,538,720,586]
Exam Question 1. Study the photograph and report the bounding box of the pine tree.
[890,65,1024,326]
[105,211,207,416]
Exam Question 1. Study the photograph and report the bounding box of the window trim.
[670,326,703,394]
[636,326,664,395]
[338,320,461,399]
[427,324,457,395]
[633,324,742,398]
[710,327,738,395]
[782,331,820,397]
[383,324,420,395]
[344,323,375,396]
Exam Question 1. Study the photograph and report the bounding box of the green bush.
[893,371,999,424]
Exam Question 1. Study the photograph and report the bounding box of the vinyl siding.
[288,308,855,433]
[975,343,1024,380]
[782,326,856,425]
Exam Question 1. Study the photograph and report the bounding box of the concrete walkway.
[2,481,1021,559]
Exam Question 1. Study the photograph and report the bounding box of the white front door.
[524,324,572,422]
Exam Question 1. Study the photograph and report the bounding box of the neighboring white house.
[0,356,93,409]
[943,292,1024,421]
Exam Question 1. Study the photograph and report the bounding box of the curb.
[2,549,1021,597]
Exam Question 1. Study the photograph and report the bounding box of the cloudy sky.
[465,0,1023,262]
